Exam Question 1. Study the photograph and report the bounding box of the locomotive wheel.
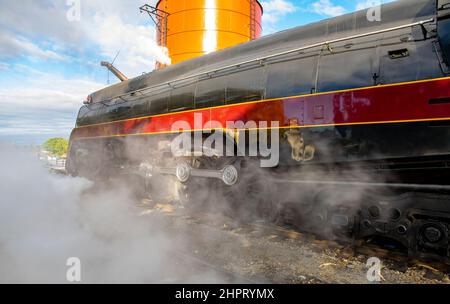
[177,178,218,212]
[175,157,219,211]
[274,186,342,237]
[217,159,279,223]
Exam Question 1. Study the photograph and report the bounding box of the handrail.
[92,18,434,104]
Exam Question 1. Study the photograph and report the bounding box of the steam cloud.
[0,138,398,283]
[0,143,223,283]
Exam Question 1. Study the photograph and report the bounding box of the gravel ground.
[140,202,450,284]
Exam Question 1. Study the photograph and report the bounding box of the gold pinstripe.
[71,76,450,140]
[72,116,450,141]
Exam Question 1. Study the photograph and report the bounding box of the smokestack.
[147,0,263,68]
[100,61,129,82]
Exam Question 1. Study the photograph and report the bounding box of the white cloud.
[0,65,102,109]
[0,116,75,137]
[0,84,96,111]
[0,32,69,62]
[0,1,170,142]
[356,0,379,10]
[262,0,297,13]
[355,0,395,10]
[86,14,170,77]
[0,62,10,71]
[0,67,103,140]
[312,0,347,17]
[261,0,297,34]
[0,0,83,47]
[0,0,169,77]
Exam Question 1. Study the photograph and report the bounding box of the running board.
[269,177,450,191]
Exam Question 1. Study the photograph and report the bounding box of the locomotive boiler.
[67,0,450,262]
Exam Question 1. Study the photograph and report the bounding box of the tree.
[43,138,69,157]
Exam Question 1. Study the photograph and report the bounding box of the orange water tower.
[144,0,263,67]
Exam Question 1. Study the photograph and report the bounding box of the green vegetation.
[42,138,69,157]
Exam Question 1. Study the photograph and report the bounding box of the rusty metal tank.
[156,0,263,67]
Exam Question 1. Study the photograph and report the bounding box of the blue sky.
[0,0,395,144]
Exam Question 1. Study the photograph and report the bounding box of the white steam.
[0,143,220,283]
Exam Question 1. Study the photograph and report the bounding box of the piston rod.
[155,163,239,186]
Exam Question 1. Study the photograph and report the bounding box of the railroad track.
[170,249,269,284]
[252,221,450,276]
[141,202,450,280]
[49,168,450,281]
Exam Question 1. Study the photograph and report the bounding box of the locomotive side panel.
[71,0,450,171]
[69,0,450,178]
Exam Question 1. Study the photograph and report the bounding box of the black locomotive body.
[67,0,450,262]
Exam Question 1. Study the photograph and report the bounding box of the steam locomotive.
[67,0,450,262]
